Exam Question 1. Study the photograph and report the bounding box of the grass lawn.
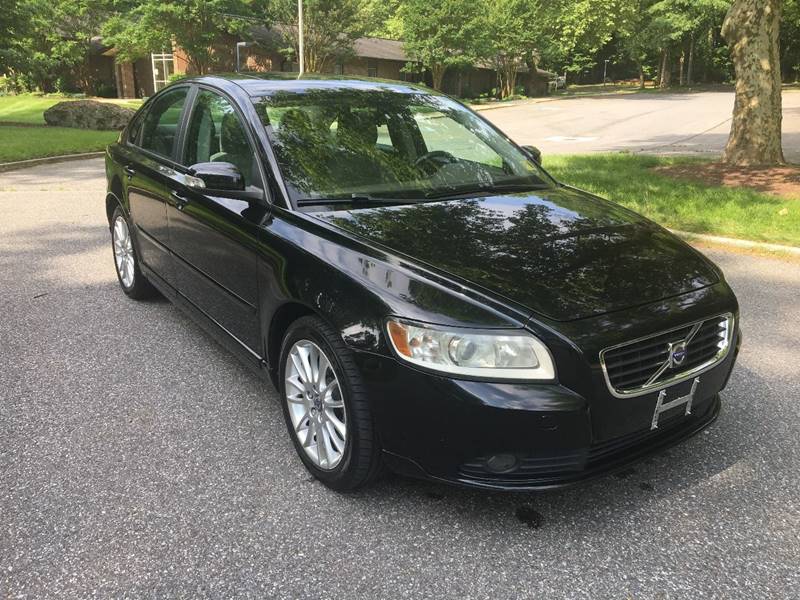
[0,94,141,161]
[551,82,736,98]
[0,95,69,124]
[0,125,118,162]
[546,153,800,247]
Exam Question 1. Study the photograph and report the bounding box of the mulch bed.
[654,162,800,199]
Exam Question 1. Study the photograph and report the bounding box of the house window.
[151,53,175,92]
[367,60,378,78]
[334,63,344,75]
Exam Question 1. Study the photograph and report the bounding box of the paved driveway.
[480,90,800,161]
[2,161,799,598]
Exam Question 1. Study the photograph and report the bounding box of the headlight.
[386,319,555,381]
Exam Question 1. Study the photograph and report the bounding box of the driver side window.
[184,89,261,189]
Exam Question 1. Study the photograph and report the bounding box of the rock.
[43,100,135,131]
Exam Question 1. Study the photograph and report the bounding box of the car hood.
[311,187,720,321]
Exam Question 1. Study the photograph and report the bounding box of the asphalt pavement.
[481,90,800,161]
[2,157,800,599]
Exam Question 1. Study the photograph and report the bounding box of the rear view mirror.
[187,162,245,192]
[521,145,542,165]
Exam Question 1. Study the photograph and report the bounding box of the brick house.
[93,33,554,100]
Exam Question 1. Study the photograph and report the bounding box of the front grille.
[600,313,733,397]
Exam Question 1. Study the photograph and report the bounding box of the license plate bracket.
[651,377,700,430]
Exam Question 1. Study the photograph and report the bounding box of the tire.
[110,206,157,300]
[278,315,382,491]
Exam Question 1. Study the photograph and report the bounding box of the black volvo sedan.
[104,75,740,491]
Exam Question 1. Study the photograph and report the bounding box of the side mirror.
[187,162,245,192]
[521,145,542,165]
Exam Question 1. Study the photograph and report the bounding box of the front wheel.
[279,316,382,491]
[110,206,156,300]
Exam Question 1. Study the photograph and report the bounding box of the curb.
[471,90,645,112]
[0,152,105,173]
[671,229,800,257]
[472,98,553,112]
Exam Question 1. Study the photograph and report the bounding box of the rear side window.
[127,109,146,144]
[139,87,188,159]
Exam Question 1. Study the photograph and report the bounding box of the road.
[480,90,800,161]
[2,155,800,598]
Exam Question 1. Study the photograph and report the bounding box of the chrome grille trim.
[599,313,735,398]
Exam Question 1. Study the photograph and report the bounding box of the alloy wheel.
[284,340,347,470]
[112,216,135,288]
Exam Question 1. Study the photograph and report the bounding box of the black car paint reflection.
[317,189,720,321]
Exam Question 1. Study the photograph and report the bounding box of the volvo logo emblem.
[669,341,688,367]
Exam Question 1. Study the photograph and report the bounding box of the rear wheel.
[110,206,156,300]
[279,316,382,491]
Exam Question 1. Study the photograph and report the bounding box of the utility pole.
[297,0,304,77]
[603,59,609,87]
[236,42,249,73]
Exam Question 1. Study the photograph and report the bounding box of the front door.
[126,85,189,287]
[167,87,266,354]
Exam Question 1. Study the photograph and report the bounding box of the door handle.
[124,165,136,178]
[171,190,190,210]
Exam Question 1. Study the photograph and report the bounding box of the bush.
[54,76,82,95]
[95,83,118,98]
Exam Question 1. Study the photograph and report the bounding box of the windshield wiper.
[423,182,550,200]
[297,193,418,208]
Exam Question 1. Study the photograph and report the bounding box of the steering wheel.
[415,150,458,174]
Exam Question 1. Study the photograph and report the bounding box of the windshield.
[252,87,552,207]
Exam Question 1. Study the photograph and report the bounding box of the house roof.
[250,26,407,63]
[352,37,406,62]
[96,23,559,79]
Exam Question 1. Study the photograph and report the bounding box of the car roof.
[185,73,436,97]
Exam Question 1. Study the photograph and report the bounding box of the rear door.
[167,86,266,354]
[125,85,190,287]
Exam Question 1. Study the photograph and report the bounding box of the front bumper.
[355,326,739,492]
[386,393,720,491]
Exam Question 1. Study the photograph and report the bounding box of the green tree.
[646,0,729,87]
[0,1,28,76]
[364,0,404,39]
[399,0,486,91]
[617,0,659,87]
[484,0,538,98]
[781,0,800,81]
[546,0,620,78]
[480,0,618,91]
[617,0,729,88]
[1,0,111,92]
[0,0,30,81]
[271,0,368,73]
[102,0,269,75]
[49,0,113,91]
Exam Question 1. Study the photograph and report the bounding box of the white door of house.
[151,53,175,92]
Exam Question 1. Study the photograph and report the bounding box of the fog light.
[485,454,518,473]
